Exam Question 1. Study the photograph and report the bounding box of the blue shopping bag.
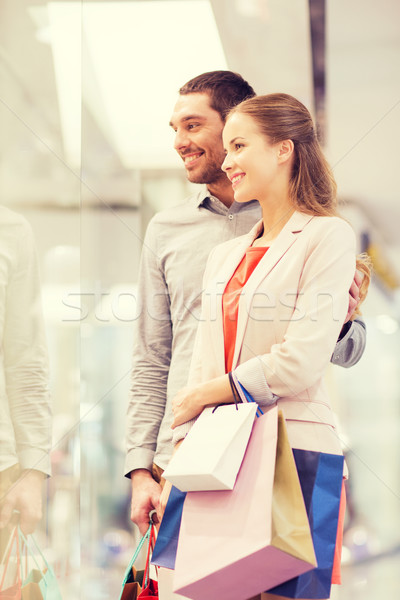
[267,449,344,599]
[151,486,186,570]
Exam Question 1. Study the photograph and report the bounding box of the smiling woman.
[165,93,371,600]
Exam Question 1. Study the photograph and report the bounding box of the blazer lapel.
[208,220,264,374]
[232,211,314,368]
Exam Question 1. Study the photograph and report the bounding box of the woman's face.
[221,112,282,204]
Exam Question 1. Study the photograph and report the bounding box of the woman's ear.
[277,139,294,163]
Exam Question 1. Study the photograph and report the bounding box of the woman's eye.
[235,143,244,150]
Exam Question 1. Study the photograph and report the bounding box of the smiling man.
[124,71,366,536]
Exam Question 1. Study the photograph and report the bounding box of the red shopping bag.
[138,524,158,599]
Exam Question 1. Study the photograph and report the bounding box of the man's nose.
[174,129,190,152]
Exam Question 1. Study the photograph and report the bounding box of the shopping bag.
[137,524,158,599]
[151,486,186,570]
[18,529,62,600]
[0,528,21,599]
[267,449,344,599]
[119,522,154,600]
[0,584,21,600]
[157,568,187,600]
[163,403,257,491]
[119,563,142,600]
[173,407,316,600]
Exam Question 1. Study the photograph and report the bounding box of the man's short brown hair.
[179,70,256,121]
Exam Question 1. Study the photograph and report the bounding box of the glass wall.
[0,1,399,598]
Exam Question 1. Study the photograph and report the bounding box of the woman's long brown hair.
[228,93,372,313]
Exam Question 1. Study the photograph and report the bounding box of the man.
[124,71,366,534]
[0,206,51,553]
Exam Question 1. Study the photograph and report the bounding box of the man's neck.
[206,178,235,208]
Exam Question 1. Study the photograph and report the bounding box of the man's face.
[169,92,227,185]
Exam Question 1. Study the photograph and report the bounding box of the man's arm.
[331,270,367,368]
[1,218,51,533]
[124,221,172,533]
[331,317,366,368]
[0,470,45,534]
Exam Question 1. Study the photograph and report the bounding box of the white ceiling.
[0,0,399,283]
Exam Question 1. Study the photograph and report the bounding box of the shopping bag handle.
[120,516,154,590]
[212,371,241,414]
[0,526,21,590]
[142,523,156,589]
[18,527,52,573]
[236,379,264,418]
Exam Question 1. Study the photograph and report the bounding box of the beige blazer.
[188,211,356,459]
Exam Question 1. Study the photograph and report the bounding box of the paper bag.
[151,486,186,570]
[157,568,186,600]
[267,449,344,599]
[119,564,142,600]
[119,523,154,600]
[173,407,316,600]
[163,403,257,491]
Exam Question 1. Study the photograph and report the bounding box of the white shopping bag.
[157,567,187,599]
[163,402,257,491]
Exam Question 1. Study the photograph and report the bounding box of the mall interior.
[0,0,399,598]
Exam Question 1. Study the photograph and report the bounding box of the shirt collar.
[192,184,259,213]
[192,185,211,207]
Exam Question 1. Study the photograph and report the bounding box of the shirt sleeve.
[124,220,172,476]
[331,317,366,368]
[4,219,52,475]
[234,219,357,401]
[171,247,217,446]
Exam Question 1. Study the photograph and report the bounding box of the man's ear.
[277,139,294,163]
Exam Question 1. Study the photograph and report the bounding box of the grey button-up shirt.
[124,187,366,473]
[0,206,51,475]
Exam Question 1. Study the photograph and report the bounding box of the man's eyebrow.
[169,114,206,127]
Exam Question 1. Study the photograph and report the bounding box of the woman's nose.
[221,154,231,172]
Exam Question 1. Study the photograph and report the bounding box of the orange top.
[223,246,269,373]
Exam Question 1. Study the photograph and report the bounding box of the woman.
[165,93,370,600]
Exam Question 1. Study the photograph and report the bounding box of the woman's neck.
[255,197,294,245]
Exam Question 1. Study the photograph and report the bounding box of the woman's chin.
[233,189,248,203]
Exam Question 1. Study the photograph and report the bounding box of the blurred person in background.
[124,71,367,535]
[0,206,51,554]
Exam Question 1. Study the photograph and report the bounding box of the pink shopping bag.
[173,407,317,600]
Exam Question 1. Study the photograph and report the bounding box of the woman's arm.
[235,219,356,400]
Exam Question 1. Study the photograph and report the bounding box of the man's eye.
[188,123,199,130]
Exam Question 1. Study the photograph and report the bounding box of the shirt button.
[228,214,234,220]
